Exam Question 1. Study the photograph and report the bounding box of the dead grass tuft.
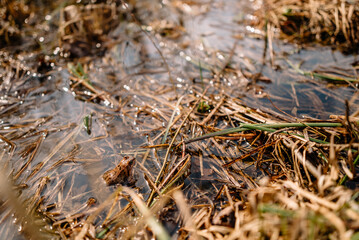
[253,0,359,51]
[59,2,125,58]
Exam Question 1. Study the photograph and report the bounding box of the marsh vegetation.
[0,0,359,239]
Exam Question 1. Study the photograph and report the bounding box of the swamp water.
[0,0,358,239]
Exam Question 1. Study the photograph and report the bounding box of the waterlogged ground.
[0,0,358,239]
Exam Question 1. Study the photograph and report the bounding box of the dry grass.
[0,0,29,44]
[1,0,359,239]
[59,2,125,58]
[253,0,359,52]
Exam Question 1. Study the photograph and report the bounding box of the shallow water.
[0,0,358,238]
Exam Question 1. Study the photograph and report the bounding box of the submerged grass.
[1,0,359,239]
[287,60,359,83]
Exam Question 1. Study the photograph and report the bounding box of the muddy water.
[0,0,358,238]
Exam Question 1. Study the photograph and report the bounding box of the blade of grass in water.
[185,122,345,144]
[199,60,204,90]
[181,54,218,72]
[286,59,359,83]
[68,62,88,80]
[83,114,92,135]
